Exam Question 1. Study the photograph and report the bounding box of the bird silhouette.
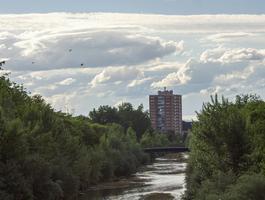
[80,63,84,67]
[0,60,6,66]
[69,49,72,52]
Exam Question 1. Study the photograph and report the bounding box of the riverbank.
[82,153,187,200]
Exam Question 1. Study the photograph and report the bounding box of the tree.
[89,103,151,140]
[0,73,148,199]
[89,105,120,124]
[140,131,170,148]
[184,94,265,200]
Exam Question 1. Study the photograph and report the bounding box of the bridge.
[143,147,189,153]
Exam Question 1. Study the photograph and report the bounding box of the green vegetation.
[0,75,149,200]
[140,130,170,148]
[89,104,183,147]
[140,192,175,200]
[184,95,265,200]
[89,103,151,140]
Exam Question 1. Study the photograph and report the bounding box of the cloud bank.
[1,13,265,119]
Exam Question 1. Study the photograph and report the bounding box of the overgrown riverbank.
[82,153,187,200]
[184,95,265,200]
[0,74,183,199]
[0,75,152,199]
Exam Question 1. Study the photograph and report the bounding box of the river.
[82,153,187,200]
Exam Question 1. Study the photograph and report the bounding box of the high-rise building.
[149,88,182,134]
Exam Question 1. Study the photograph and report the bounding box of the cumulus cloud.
[200,47,265,63]
[151,61,192,88]
[151,59,224,88]
[90,66,143,87]
[1,12,265,118]
[12,68,100,98]
[152,45,265,98]
[1,31,181,71]
[2,13,265,72]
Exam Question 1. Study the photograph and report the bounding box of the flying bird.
[80,63,84,67]
[0,60,6,66]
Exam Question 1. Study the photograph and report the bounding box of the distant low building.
[182,121,192,140]
[149,88,182,134]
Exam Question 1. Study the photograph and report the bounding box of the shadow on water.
[81,153,187,200]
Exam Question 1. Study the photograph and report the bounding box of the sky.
[1,0,265,14]
[1,1,265,120]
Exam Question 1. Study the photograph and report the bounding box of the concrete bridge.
[143,147,189,153]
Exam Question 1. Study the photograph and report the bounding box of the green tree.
[0,73,148,199]
[89,105,120,124]
[140,131,170,148]
[184,94,265,200]
[89,103,151,140]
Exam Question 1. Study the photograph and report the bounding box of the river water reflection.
[83,153,187,200]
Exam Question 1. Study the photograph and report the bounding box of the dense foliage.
[89,104,185,146]
[140,130,170,148]
[0,75,149,200]
[89,103,151,140]
[184,95,265,200]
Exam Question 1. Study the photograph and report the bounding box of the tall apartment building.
[149,88,182,134]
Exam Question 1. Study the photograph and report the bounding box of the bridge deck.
[143,147,189,153]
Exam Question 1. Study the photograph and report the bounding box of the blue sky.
[1,0,265,14]
[1,2,265,120]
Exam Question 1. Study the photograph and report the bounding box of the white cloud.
[200,46,227,63]
[2,13,265,33]
[200,47,265,63]
[218,48,265,63]
[127,77,152,87]
[2,13,265,72]
[58,78,76,86]
[204,32,256,43]
[45,91,78,113]
[1,30,181,71]
[151,59,223,88]
[11,68,100,97]
[90,66,143,87]
[152,45,265,98]
[2,12,265,119]
[151,61,191,88]
[143,60,183,72]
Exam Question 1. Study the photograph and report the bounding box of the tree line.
[88,103,184,147]
[184,95,265,200]
[0,74,179,200]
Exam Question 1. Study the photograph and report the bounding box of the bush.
[223,173,265,200]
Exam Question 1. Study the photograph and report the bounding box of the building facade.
[149,88,182,134]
